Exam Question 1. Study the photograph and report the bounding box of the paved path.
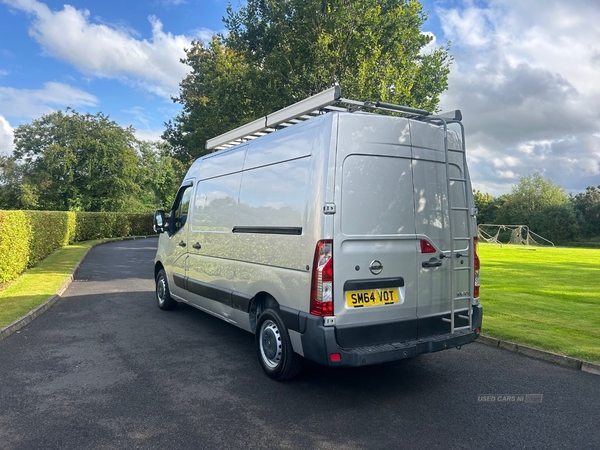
[0,238,598,449]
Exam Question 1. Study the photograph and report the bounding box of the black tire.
[156,269,178,310]
[256,308,304,380]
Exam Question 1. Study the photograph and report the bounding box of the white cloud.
[440,5,495,47]
[0,115,14,155]
[435,0,600,195]
[2,0,214,98]
[0,81,98,119]
[134,128,164,142]
[420,31,437,55]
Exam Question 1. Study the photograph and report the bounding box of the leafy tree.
[3,109,142,212]
[495,173,569,226]
[138,141,187,210]
[473,190,504,225]
[0,154,26,208]
[490,173,581,244]
[572,185,600,238]
[528,203,581,245]
[164,0,452,162]
[163,36,263,162]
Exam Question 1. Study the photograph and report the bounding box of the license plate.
[346,288,399,308]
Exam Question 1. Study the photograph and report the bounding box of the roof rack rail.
[206,86,454,151]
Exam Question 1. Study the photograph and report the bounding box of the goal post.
[477,224,554,247]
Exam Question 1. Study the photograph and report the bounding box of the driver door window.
[172,185,193,234]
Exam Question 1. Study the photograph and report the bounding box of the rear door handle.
[422,258,442,268]
[192,242,201,250]
[178,240,186,247]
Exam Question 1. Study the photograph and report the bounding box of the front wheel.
[256,308,304,380]
[156,269,178,310]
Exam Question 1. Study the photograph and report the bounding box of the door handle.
[192,242,202,250]
[178,240,186,247]
[422,257,442,268]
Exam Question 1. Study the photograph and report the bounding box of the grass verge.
[0,239,105,328]
[479,243,600,363]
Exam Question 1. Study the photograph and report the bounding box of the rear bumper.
[299,304,483,367]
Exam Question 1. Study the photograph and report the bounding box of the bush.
[0,210,154,285]
[23,211,75,267]
[72,212,154,241]
[0,211,32,284]
[529,204,581,245]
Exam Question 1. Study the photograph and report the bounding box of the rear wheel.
[156,269,177,310]
[256,308,304,380]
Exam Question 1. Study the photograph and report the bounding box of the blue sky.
[1,0,599,196]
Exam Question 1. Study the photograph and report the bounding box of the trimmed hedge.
[73,212,155,241]
[0,211,32,284]
[23,211,76,268]
[0,210,154,284]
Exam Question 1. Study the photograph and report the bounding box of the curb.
[477,334,600,376]
[0,236,155,343]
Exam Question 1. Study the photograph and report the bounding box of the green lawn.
[479,243,600,363]
[0,240,103,328]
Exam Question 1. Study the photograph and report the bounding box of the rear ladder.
[427,116,474,333]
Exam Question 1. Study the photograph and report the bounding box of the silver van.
[153,87,482,380]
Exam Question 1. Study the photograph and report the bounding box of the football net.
[477,224,554,247]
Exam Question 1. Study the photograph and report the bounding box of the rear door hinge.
[323,203,336,215]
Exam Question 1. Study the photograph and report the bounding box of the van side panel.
[186,172,243,320]
[197,145,248,180]
[232,157,314,317]
[233,115,336,318]
[184,145,247,319]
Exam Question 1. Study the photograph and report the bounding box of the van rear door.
[332,114,471,348]
[332,114,419,348]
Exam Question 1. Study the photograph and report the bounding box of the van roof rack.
[206,86,460,151]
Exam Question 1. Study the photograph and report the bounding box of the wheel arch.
[248,291,280,334]
[154,261,165,280]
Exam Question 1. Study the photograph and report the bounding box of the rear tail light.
[474,237,480,298]
[310,240,333,316]
[420,239,436,253]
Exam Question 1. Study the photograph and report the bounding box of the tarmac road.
[0,238,598,449]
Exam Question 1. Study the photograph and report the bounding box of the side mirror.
[153,210,170,234]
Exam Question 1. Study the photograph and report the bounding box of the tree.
[164,0,452,162]
[163,36,263,162]
[473,190,504,225]
[528,203,581,245]
[572,185,600,237]
[495,173,569,225]
[138,141,187,210]
[3,109,143,212]
[493,173,579,244]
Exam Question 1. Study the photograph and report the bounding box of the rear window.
[341,155,416,236]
